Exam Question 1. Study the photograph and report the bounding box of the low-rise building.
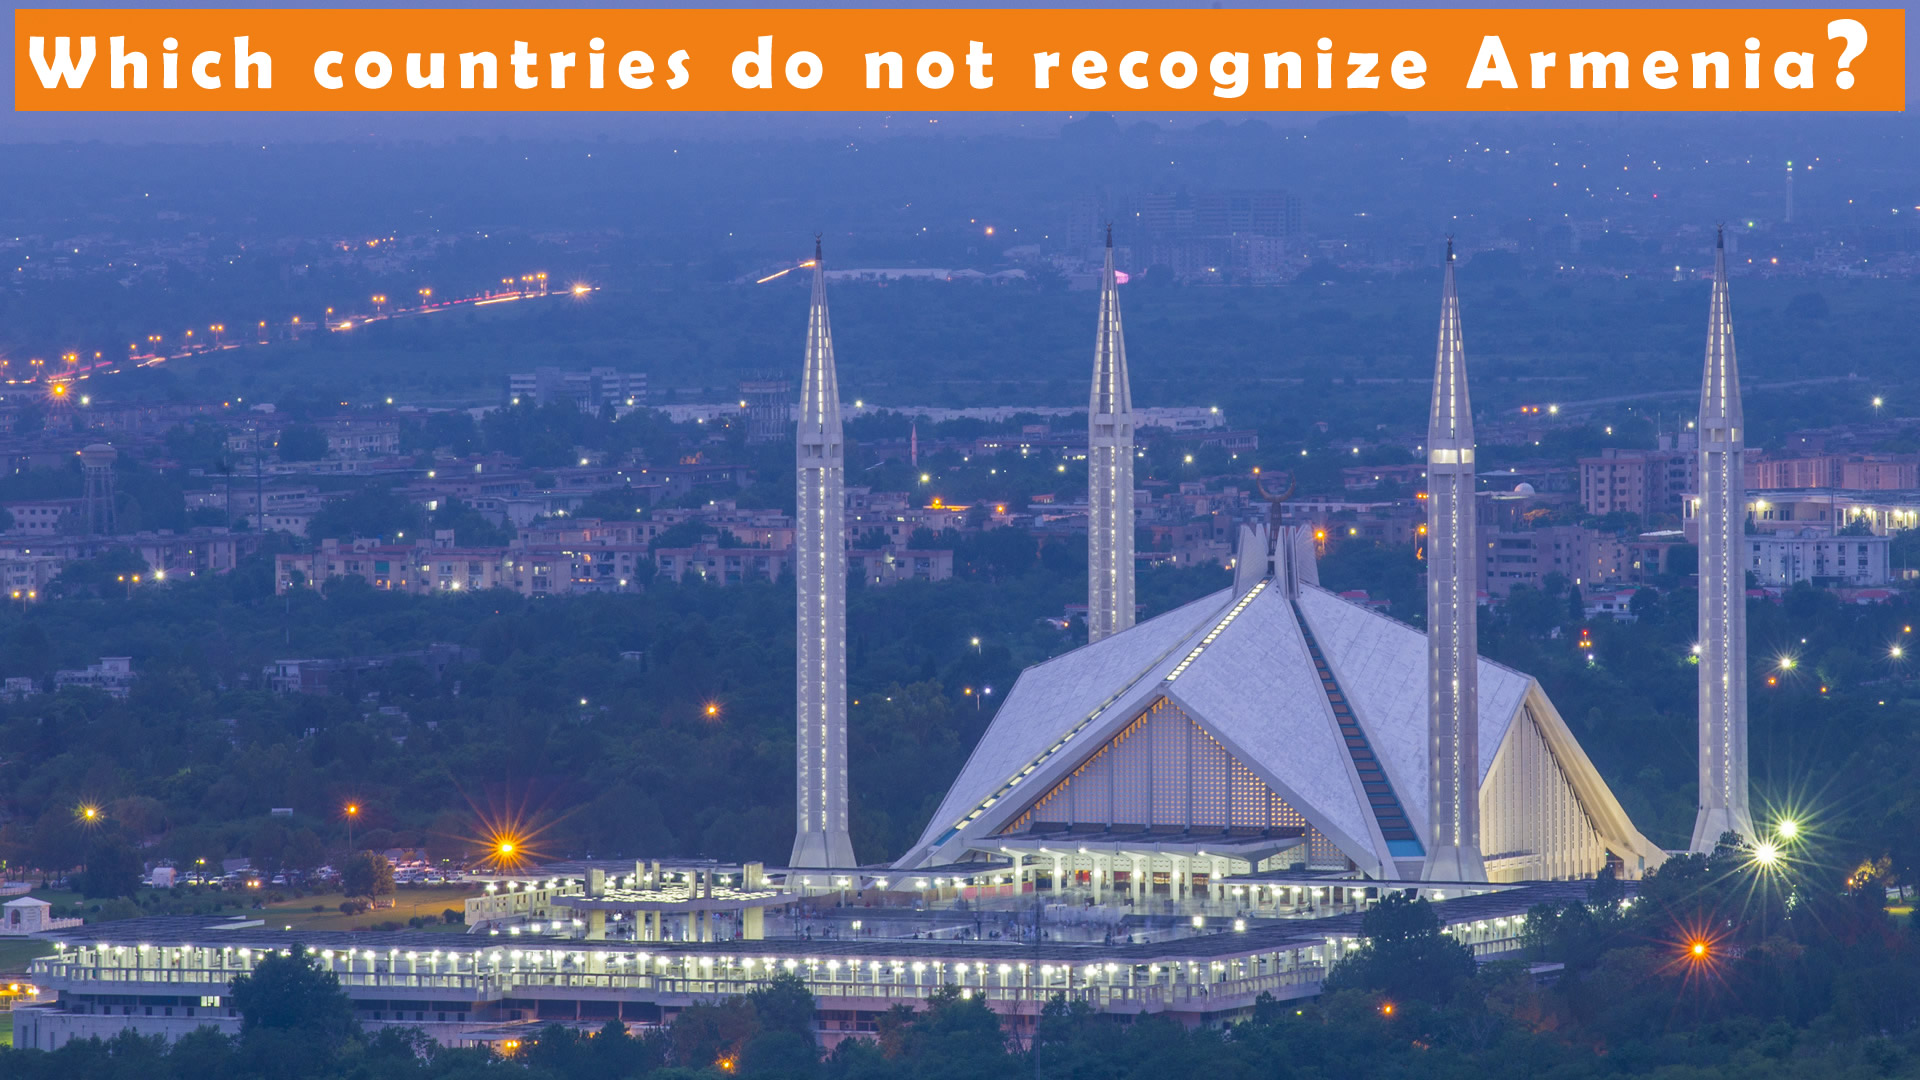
[1685,489,1920,540]
[0,555,61,600]
[847,547,954,586]
[508,367,648,410]
[1582,587,1643,621]
[2,500,79,535]
[1749,453,1919,491]
[1341,463,1427,492]
[653,543,793,587]
[1748,529,1891,588]
[54,657,134,698]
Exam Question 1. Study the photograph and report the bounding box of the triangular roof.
[1296,582,1532,843]
[899,589,1232,867]
[1162,585,1386,872]
[900,577,1664,877]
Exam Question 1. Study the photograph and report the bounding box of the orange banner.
[14,8,1905,111]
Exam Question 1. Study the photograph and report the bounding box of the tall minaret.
[1691,227,1753,853]
[1087,225,1136,643]
[791,238,856,870]
[1423,242,1487,884]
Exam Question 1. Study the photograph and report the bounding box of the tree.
[276,424,329,462]
[304,484,424,541]
[746,971,817,1042]
[339,850,393,902]
[228,945,359,1079]
[247,819,291,879]
[282,830,326,875]
[76,838,145,899]
[1323,892,1476,1005]
[27,806,84,876]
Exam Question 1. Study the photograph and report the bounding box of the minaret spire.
[1087,224,1135,643]
[1422,241,1487,883]
[791,239,856,870]
[1691,226,1753,852]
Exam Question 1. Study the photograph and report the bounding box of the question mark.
[1828,18,1867,89]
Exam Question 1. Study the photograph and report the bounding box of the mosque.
[781,225,1751,887]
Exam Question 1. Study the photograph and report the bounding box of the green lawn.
[11,890,81,912]
[259,886,477,933]
[0,942,54,976]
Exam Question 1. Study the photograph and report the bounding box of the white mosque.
[788,228,1756,888]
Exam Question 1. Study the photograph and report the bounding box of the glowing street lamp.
[1776,819,1799,841]
[345,803,360,851]
[1751,841,1780,867]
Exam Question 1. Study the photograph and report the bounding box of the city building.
[846,547,954,587]
[1749,453,1918,491]
[53,657,134,698]
[508,367,648,410]
[1578,436,1697,519]
[322,417,403,458]
[0,555,61,600]
[1748,529,1891,587]
[1128,189,1302,282]
[1482,525,1629,598]
[265,646,474,695]
[1733,489,1920,537]
[1341,463,1427,492]
[654,543,793,586]
[2,499,78,535]
[1582,587,1643,621]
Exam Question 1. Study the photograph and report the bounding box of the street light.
[346,803,360,851]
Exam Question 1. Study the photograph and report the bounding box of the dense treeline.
[0,539,1228,876]
[3,842,1915,1080]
